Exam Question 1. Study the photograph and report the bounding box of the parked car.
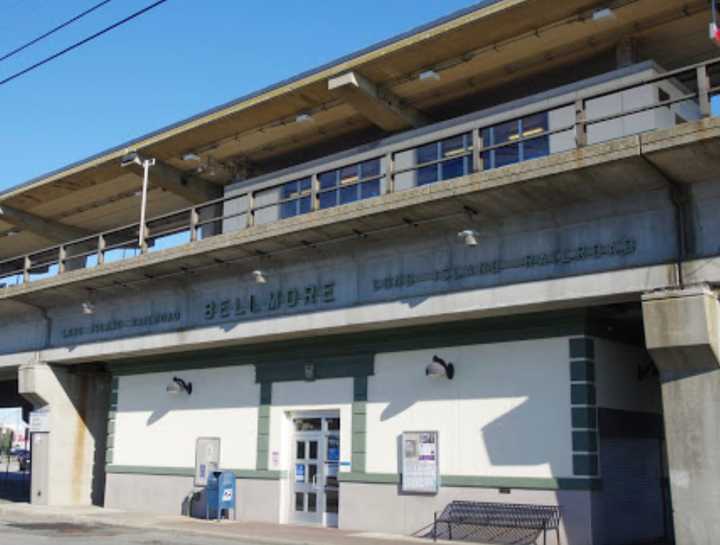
[16,450,30,471]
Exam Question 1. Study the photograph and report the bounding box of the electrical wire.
[0,0,113,63]
[0,0,169,87]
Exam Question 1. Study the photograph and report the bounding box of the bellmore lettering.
[61,311,182,339]
[373,239,637,292]
[204,281,336,322]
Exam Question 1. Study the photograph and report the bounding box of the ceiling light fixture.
[419,69,440,81]
[458,229,479,247]
[591,8,615,22]
[295,113,313,123]
[182,153,201,162]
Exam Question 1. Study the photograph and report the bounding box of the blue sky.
[0,0,479,192]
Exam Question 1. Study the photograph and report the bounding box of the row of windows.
[280,158,382,219]
[276,113,550,219]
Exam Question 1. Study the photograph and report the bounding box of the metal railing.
[1,57,718,288]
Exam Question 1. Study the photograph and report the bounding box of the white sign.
[194,437,221,487]
[401,431,439,494]
[29,409,49,433]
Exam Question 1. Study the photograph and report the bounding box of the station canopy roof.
[0,0,713,260]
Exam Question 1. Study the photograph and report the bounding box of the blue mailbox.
[206,471,236,520]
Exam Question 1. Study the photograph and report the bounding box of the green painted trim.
[572,407,597,429]
[572,431,598,453]
[108,310,595,376]
[569,337,595,360]
[570,360,595,382]
[351,400,367,473]
[571,384,596,406]
[256,381,271,471]
[233,469,286,480]
[106,465,285,480]
[107,465,194,477]
[339,473,601,490]
[353,376,368,402]
[573,454,599,476]
[260,383,272,405]
[255,355,374,384]
[339,472,399,484]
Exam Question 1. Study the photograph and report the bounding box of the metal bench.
[433,501,561,545]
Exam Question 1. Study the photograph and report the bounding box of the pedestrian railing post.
[575,98,588,148]
[58,245,66,274]
[22,256,31,284]
[697,64,712,118]
[97,235,106,266]
[190,207,199,242]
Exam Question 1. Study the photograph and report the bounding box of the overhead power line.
[0,0,113,63]
[0,0,169,88]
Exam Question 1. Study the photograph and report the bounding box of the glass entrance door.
[291,415,340,527]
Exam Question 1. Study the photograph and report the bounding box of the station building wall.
[104,326,662,545]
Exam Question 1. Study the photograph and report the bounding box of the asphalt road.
[0,520,267,545]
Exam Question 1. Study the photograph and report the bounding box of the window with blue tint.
[482,113,549,170]
[318,158,382,209]
[280,177,312,219]
[412,133,472,186]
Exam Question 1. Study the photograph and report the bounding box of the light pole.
[121,152,156,250]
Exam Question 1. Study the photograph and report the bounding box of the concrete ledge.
[643,284,720,376]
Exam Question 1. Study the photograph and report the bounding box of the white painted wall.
[366,338,574,478]
[594,338,662,414]
[113,365,260,469]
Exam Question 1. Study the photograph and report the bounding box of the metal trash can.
[206,471,236,520]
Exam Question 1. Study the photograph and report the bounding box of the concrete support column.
[642,285,720,545]
[18,361,110,506]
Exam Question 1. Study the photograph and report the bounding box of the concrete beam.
[127,160,222,204]
[328,71,429,131]
[0,204,89,243]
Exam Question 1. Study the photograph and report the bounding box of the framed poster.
[401,431,439,494]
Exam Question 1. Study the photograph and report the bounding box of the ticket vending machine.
[186,437,220,518]
[194,437,220,488]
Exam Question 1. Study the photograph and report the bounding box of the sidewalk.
[0,503,453,545]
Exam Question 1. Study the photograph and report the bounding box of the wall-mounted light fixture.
[457,229,479,247]
[81,289,96,315]
[252,270,267,284]
[182,152,201,162]
[426,355,455,380]
[295,113,313,123]
[167,377,192,395]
